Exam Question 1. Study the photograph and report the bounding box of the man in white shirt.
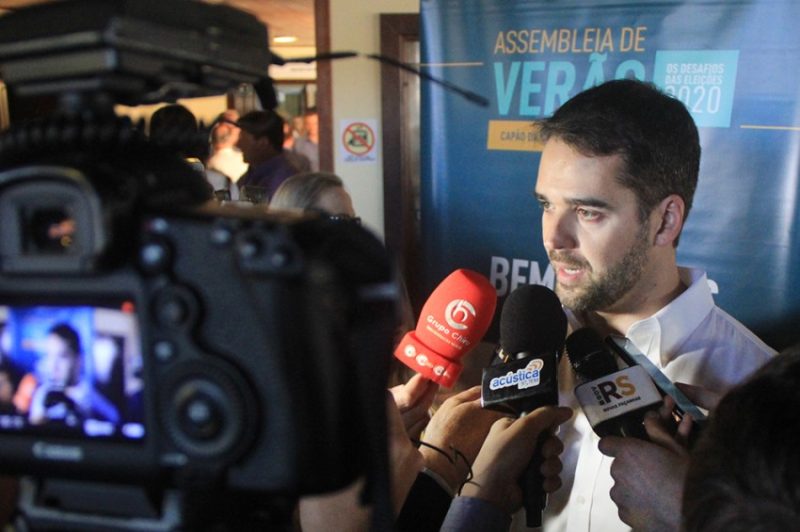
[207,109,248,184]
[512,79,775,531]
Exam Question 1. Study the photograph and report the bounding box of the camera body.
[0,0,398,524]
[0,164,393,493]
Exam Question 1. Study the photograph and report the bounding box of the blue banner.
[419,0,800,348]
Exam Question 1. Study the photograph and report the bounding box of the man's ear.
[653,194,685,247]
[257,136,279,154]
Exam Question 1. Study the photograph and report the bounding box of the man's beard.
[552,224,651,313]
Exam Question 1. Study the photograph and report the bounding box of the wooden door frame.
[379,14,421,312]
[314,0,333,171]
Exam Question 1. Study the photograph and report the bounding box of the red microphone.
[394,269,497,387]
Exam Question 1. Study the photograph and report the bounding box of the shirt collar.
[627,266,715,366]
[563,267,715,367]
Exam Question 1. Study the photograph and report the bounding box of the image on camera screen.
[0,298,145,442]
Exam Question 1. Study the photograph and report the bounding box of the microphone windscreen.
[499,284,566,356]
[394,268,496,386]
[566,328,619,380]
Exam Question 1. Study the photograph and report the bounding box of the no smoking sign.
[340,119,379,162]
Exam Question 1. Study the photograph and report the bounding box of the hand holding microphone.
[460,405,572,514]
[389,374,439,441]
[566,329,700,532]
[480,284,568,527]
[418,385,505,495]
[394,270,498,532]
[394,269,497,388]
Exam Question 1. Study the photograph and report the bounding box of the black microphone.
[480,284,566,527]
[604,335,707,430]
[566,328,662,440]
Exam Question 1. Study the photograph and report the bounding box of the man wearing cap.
[232,109,302,202]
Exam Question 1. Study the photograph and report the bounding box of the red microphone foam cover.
[394,269,497,387]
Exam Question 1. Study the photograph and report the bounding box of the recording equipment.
[567,330,707,442]
[394,269,496,387]
[0,1,398,530]
[604,335,707,424]
[480,284,566,527]
[0,0,270,106]
[567,328,662,440]
[481,284,565,414]
[564,327,618,378]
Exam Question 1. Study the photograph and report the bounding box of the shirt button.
[577,496,586,504]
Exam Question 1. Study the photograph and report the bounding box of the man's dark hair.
[683,344,800,531]
[48,323,81,357]
[149,103,206,159]
[149,104,197,140]
[237,109,285,152]
[538,79,700,242]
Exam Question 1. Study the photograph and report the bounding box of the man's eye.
[577,208,601,221]
[537,199,551,210]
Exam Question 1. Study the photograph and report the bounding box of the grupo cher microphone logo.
[444,298,477,330]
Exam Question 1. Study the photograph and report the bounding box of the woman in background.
[269,171,358,221]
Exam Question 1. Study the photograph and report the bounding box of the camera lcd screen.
[0,298,145,442]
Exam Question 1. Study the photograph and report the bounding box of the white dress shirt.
[207,146,248,183]
[511,267,776,531]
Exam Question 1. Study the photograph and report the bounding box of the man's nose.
[542,211,577,251]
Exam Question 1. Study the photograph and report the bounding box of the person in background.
[148,103,201,152]
[269,171,358,222]
[206,109,248,185]
[203,109,246,200]
[148,103,218,199]
[232,109,303,203]
[290,109,319,172]
[521,78,775,532]
[270,171,418,361]
[281,113,312,174]
[682,343,800,532]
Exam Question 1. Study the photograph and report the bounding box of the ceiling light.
[273,35,298,44]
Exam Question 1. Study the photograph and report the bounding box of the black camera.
[0,1,398,529]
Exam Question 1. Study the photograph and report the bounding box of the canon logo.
[32,442,84,462]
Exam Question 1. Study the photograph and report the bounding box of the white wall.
[329,0,420,240]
